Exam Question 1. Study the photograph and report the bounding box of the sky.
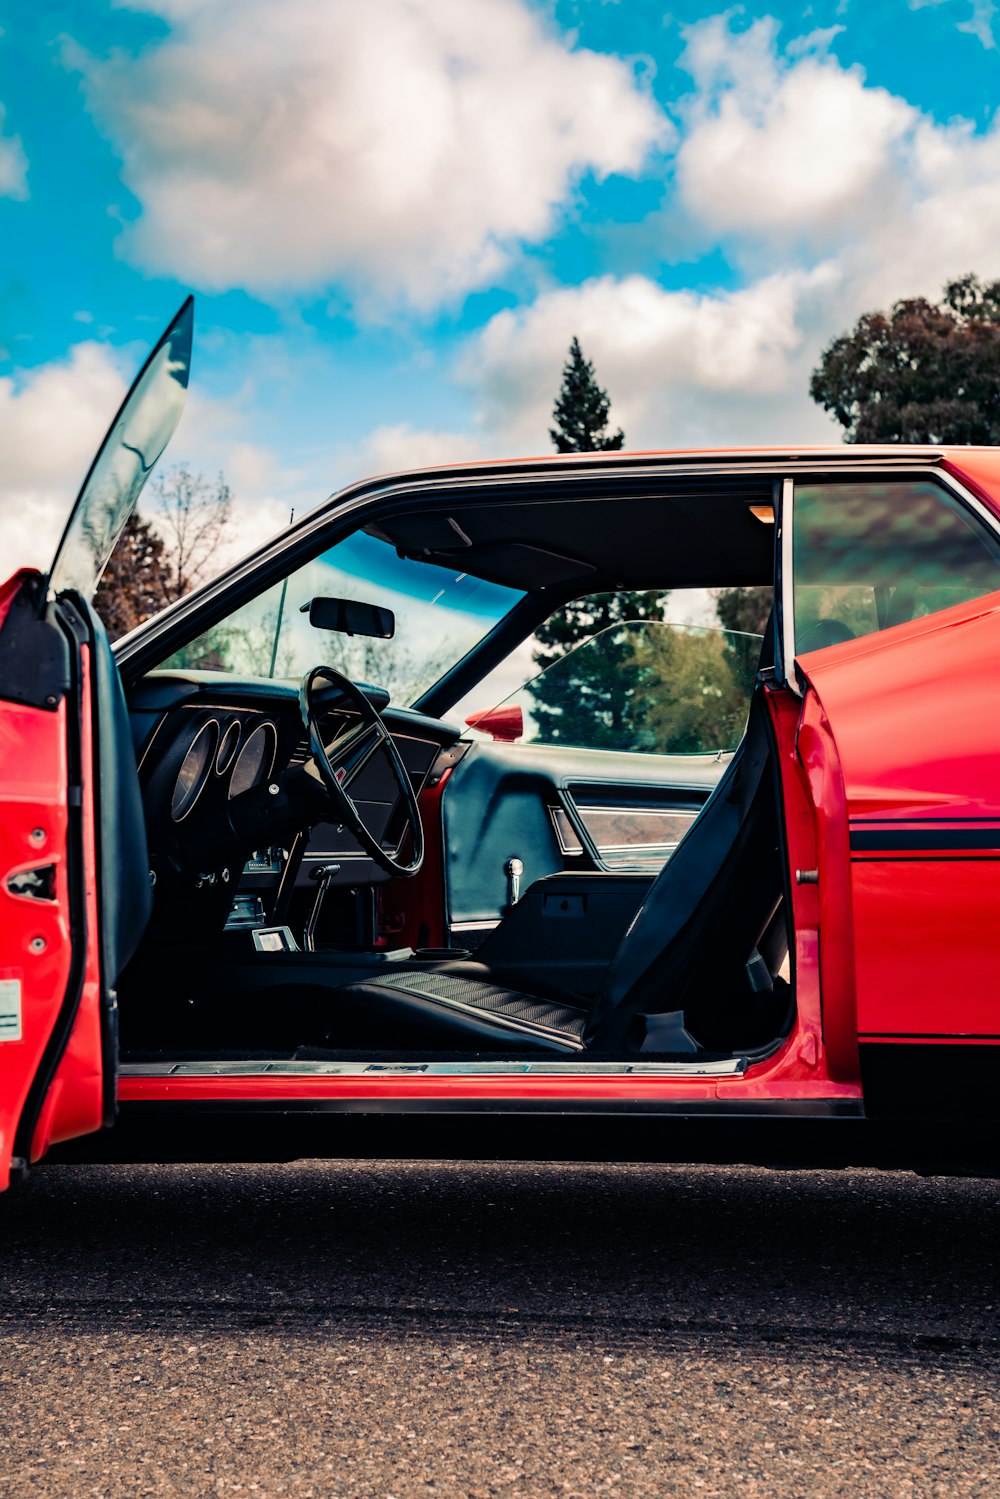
[3,0,1000,576]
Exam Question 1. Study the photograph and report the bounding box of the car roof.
[359,443,950,485]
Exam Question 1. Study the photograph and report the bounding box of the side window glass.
[474,620,763,756]
[793,480,1000,653]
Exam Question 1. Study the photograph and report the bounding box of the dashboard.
[129,671,461,935]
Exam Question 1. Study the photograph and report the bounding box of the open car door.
[778,470,1000,1121]
[0,299,192,1188]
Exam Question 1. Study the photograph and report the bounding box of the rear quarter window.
[792,479,1000,650]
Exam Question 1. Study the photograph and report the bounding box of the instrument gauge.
[229,722,277,799]
[216,720,241,775]
[171,721,219,822]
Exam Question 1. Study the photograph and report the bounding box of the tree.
[549,336,625,452]
[529,348,664,741]
[528,593,667,747]
[713,585,772,637]
[92,464,234,640]
[810,274,1000,444]
[93,514,174,642]
[628,624,758,754]
[149,464,234,600]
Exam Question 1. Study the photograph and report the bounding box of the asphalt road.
[0,1159,997,1497]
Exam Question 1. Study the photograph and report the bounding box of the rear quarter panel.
[798,589,1000,1045]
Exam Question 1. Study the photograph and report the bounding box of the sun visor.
[453,543,596,590]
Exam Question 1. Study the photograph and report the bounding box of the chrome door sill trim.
[120,1057,748,1079]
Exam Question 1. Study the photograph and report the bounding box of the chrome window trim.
[598,842,681,855]
[549,805,584,856]
[780,475,797,694]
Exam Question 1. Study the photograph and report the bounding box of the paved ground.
[0,1159,997,1496]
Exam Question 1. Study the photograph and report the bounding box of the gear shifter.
[304,862,341,952]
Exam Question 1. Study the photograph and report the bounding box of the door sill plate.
[120,1057,748,1079]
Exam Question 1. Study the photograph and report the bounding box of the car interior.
[105,475,797,1074]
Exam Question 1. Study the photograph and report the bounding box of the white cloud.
[461,268,840,452]
[72,0,665,310]
[672,10,1000,311]
[0,344,127,572]
[909,0,997,50]
[133,374,323,580]
[676,15,916,244]
[0,341,295,589]
[358,422,485,477]
[447,15,1000,458]
[0,104,28,199]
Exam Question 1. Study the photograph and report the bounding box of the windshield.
[160,529,524,705]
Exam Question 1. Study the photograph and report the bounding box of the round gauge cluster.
[168,715,278,823]
[216,720,241,775]
[170,721,218,821]
[228,723,277,799]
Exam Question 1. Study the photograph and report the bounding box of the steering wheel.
[299,665,424,878]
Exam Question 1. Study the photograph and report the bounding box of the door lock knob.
[505,857,524,908]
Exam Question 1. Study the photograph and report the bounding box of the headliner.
[366,477,778,594]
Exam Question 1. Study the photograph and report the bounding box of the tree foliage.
[149,464,234,599]
[93,464,234,640]
[713,585,772,637]
[810,274,1000,444]
[628,625,760,754]
[528,593,667,748]
[525,618,759,754]
[93,515,174,642]
[549,336,625,453]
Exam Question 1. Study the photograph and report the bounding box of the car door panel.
[0,631,76,1184]
[441,738,724,939]
[0,579,98,1185]
[564,780,707,872]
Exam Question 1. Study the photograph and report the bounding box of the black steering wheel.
[299,665,424,878]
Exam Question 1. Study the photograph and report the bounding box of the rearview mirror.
[301,596,395,639]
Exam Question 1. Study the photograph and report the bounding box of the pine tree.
[529,594,667,747]
[526,346,664,744]
[549,337,625,452]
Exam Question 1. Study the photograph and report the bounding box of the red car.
[3,299,1000,1188]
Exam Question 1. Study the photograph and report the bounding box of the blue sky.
[2,0,1000,567]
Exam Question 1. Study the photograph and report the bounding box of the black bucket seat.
[328,678,785,1055]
